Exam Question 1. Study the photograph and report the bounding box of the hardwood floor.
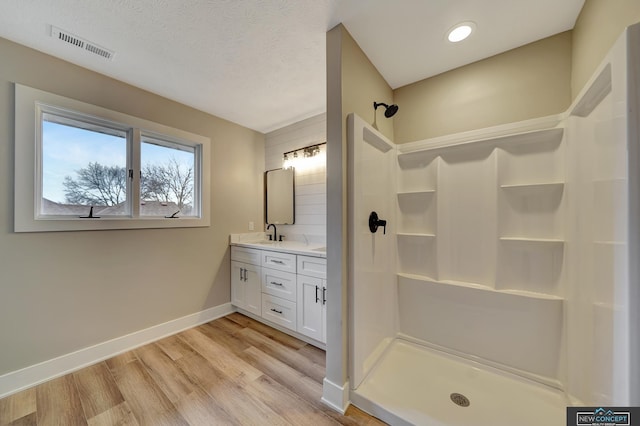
[0,313,386,425]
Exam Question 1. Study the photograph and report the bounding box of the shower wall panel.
[437,146,498,286]
[398,275,563,380]
[395,127,567,384]
[348,114,398,389]
[565,27,634,404]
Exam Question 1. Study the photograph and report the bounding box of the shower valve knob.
[369,211,387,234]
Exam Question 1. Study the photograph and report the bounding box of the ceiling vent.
[50,26,114,60]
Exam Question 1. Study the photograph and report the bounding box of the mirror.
[265,168,295,224]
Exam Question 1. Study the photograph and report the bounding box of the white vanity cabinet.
[260,250,298,331]
[296,255,327,342]
[230,242,327,346]
[230,246,262,316]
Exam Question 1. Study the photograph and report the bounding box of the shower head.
[374,101,399,118]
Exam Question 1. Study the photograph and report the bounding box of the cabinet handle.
[243,268,248,282]
[270,281,284,287]
[240,268,245,281]
[315,285,320,303]
[322,287,327,305]
[271,260,285,265]
[270,308,283,314]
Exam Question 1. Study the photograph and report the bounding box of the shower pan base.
[351,339,567,426]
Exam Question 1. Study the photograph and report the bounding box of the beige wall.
[393,31,572,143]
[341,29,395,142]
[0,37,265,375]
[394,0,640,144]
[572,0,640,98]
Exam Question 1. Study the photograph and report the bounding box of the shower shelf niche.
[397,235,437,279]
[397,189,435,195]
[397,232,436,237]
[397,272,563,300]
[396,152,438,194]
[396,190,436,235]
[496,237,565,296]
[496,128,566,297]
[500,182,565,192]
[499,237,565,244]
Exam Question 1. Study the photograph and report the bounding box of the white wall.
[265,113,326,240]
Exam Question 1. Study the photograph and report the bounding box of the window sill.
[15,216,210,233]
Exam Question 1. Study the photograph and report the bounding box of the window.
[41,110,130,217]
[140,135,198,218]
[15,84,210,232]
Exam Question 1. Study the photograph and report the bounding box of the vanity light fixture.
[447,21,476,43]
[283,142,326,170]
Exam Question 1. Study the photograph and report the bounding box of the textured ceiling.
[0,0,584,133]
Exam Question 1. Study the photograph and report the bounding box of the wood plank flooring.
[0,313,386,426]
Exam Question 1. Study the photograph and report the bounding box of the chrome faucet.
[267,223,277,241]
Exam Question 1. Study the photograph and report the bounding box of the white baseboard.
[322,377,350,414]
[0,302,234,399]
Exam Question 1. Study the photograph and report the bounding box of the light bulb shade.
[282,142,326,171]
[447,21,476,43]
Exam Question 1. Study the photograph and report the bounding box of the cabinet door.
[244,263,262,316]
[297,274,323,341]
[231,261,246,309]
[231,261,261,316]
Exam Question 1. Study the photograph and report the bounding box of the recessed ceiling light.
[447,22,476,43]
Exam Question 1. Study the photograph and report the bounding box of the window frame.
[15,83,211,232]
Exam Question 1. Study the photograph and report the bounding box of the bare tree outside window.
[63,162,127,206]
[62,158,194,213]
[141,157,194,210]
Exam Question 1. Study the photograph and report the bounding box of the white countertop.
[230,233,326,258]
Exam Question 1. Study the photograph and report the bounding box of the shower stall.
[346,24,639,426]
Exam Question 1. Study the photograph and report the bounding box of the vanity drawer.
[297,255,327,279]
[262,294,296,331]
[262,268,297,302]
[262,250,297,273]
[231,246,261,265]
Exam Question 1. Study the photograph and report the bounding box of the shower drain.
[450,393,470,407]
